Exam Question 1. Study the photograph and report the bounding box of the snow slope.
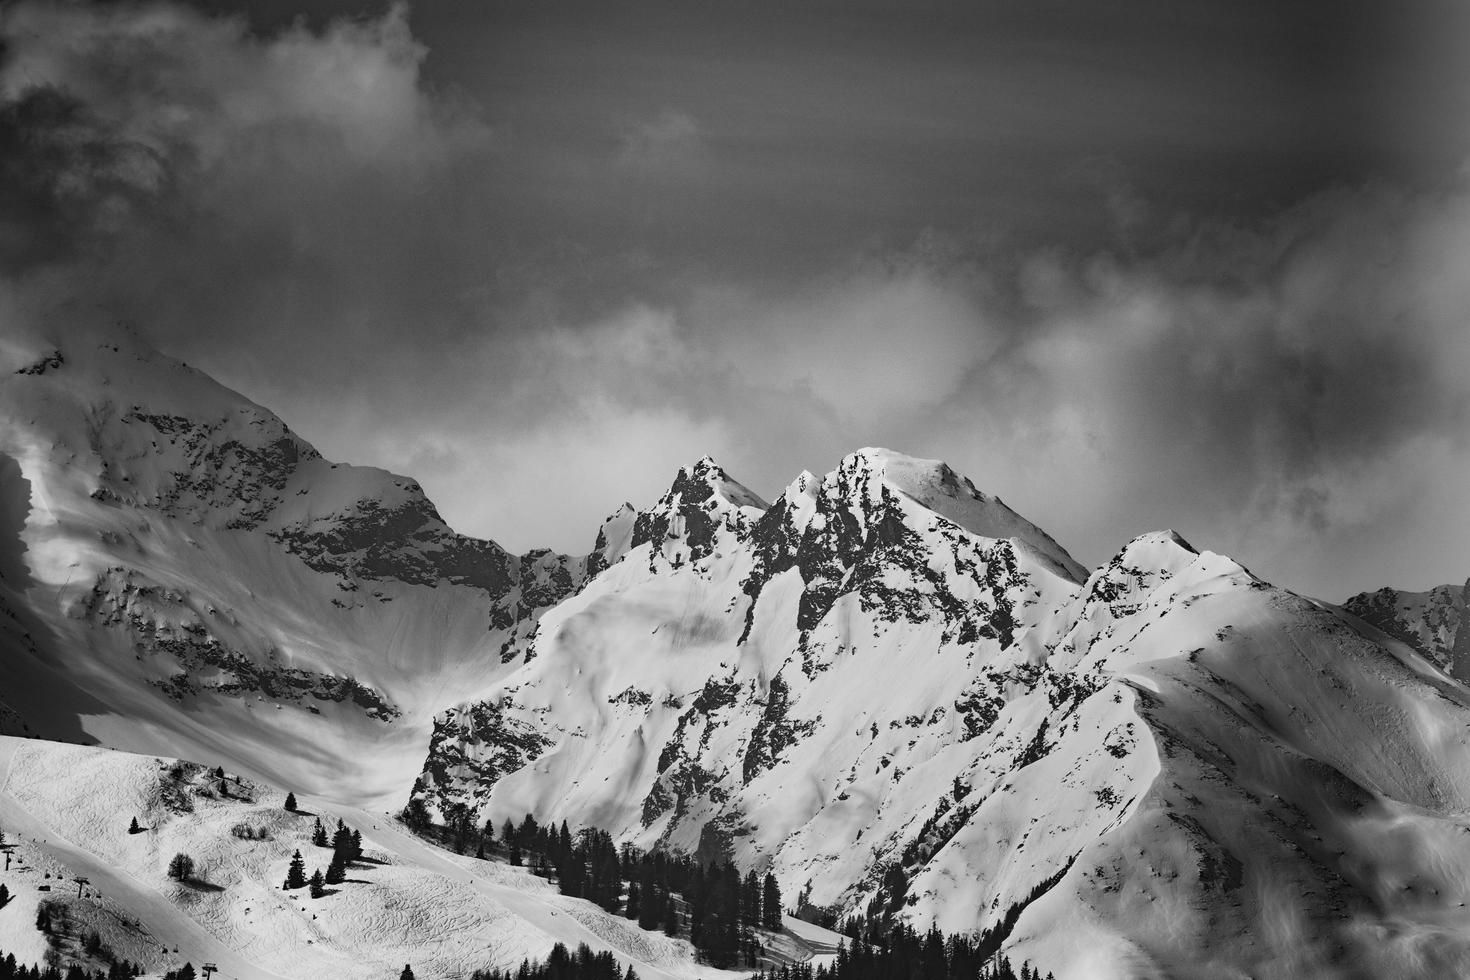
[0,734,823,980]
[419,494,1470,978]
[0,328,622,807]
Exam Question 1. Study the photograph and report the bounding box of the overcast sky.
[2,0,1469,599]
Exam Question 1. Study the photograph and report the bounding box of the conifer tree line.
[468,942,638,980]
[747,926,1054,980]
[311,817,364,886]
[401,804,784,968]
[500,813,781,968]
[0,949,142,979]
[825,863,1070,980]
[283,818,366,896]
[29,905,144,978]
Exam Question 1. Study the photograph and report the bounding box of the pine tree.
[350,829,363,861]
[476,840,486,860]
[312,818,328,847]
[662,889,679,936]
[284,791,298,812]
[128,816,141,835]
[325,851,346,885]
[400,966,415,980]
[762,873,782,931]
[0,883,9,907]
[505,819,522,867]
[284,849,307,889]
[638,879,661,931]
[482,818,496,848]
[400,797,431,830]
[625,881,641,921]
[309,869,325,898]
[740,869,757,926]
[518,813,539,849]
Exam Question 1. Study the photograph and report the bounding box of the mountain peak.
[829,447,1087,582]
[785,469,819,498]
[1122,529,1199,558]
[628,458,767,566]
[681,454,726,479]
[840,446,985,507]
[666,456,768,513]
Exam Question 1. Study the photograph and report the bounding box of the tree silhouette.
[284,850,307,890]
[167,853,194,881]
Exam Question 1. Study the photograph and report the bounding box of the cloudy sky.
[2,0,1468,599]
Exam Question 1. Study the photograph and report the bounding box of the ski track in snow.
[0,736,776,980]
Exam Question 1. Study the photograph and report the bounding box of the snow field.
[0,736,770,980]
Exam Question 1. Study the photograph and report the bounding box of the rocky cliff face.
[1345,579,1470,680]
[0,331,584,802]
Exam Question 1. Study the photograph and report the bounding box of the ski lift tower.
[74,876,89,899]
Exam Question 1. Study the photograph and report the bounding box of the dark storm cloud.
[1,0,1467,599]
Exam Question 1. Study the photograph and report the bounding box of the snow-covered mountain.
[0,328,618,805]
[414,460,1470,978]
[1344,579,1469,680]
[6,329,1470,978]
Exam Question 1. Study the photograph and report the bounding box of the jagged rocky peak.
[787,469,818,495]
[629,455,768,568]
[821,447,1087,582]
[678,455,769,511]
